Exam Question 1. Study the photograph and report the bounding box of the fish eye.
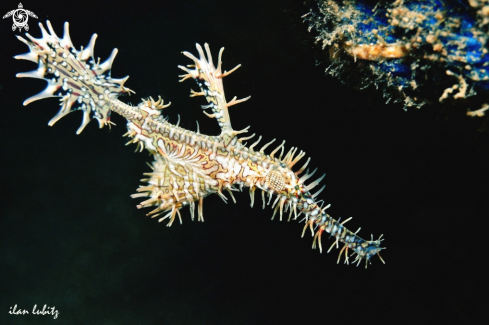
[265,170,285,192]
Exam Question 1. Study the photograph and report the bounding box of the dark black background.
[0,0,486,324]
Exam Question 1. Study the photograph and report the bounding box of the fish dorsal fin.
[178,43,251,146]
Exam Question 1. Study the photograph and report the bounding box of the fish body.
[15,21,385,267]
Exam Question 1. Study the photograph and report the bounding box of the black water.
[0,0,485,324]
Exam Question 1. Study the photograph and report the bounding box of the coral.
[304,0,489,113]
